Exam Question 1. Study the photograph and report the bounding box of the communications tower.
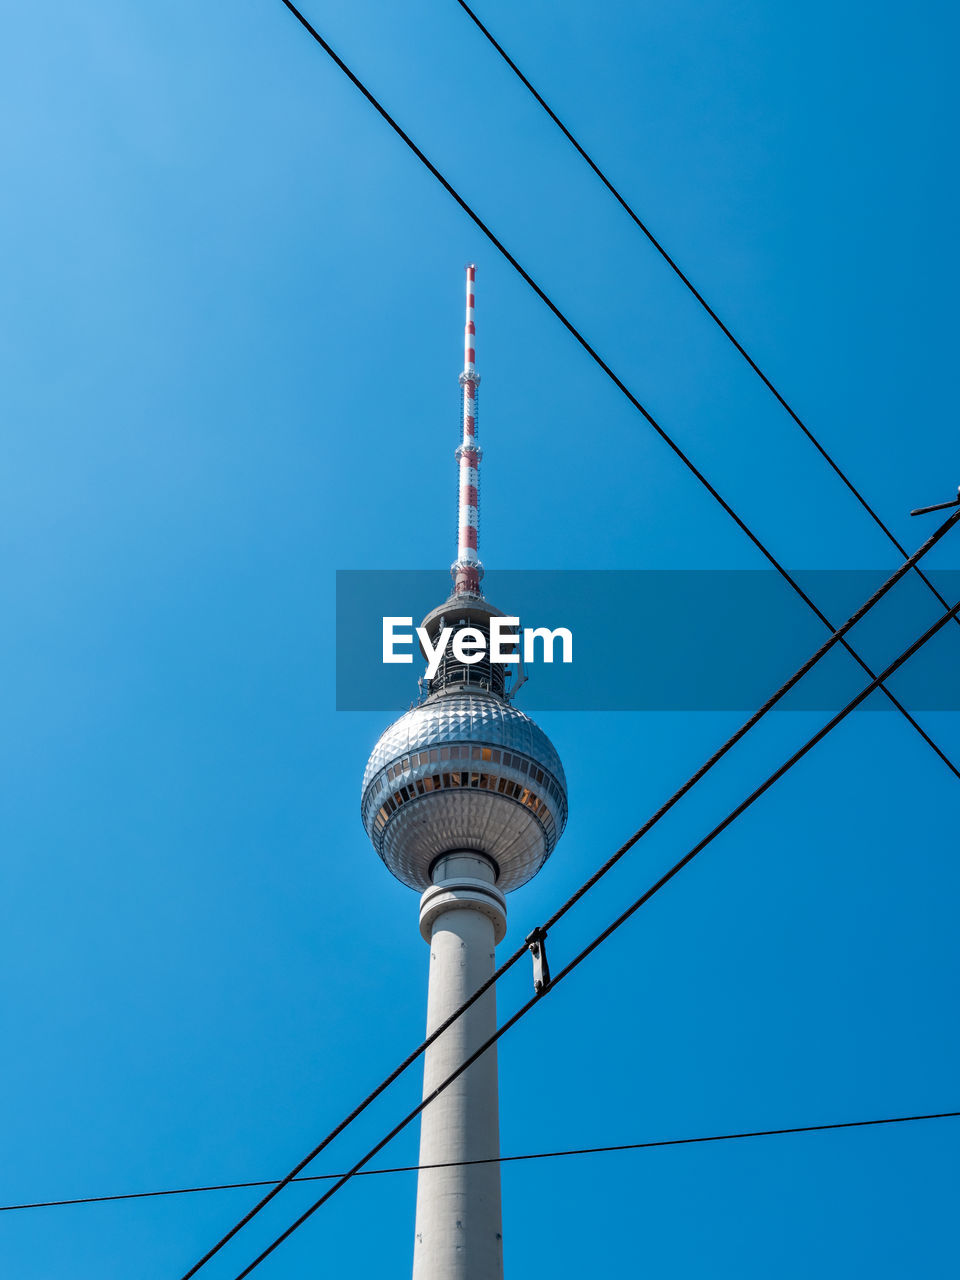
[361,266,568,1279]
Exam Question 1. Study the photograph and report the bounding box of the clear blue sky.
[1,2,957,1276]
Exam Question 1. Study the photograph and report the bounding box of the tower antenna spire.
[452,264,483,596]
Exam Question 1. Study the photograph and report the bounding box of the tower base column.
[412,852,507,1280]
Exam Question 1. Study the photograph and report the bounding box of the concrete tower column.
[413,852,507,1280]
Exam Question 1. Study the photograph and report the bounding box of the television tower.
[361,265,568,1280]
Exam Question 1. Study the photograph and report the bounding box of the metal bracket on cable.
[911,485,960,516]
[506,650,528,702]
[525,927,551,994]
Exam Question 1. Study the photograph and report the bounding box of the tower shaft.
[413,853,506,1280]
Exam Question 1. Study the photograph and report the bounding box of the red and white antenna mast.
[451,264,483,597]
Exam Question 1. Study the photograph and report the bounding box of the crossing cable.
[538,506,960,931]
[178,495,960,1278]
[230,583,960,1277]
[454,0,960,637]
[274,0,960,785]
[9,1111,956,1213]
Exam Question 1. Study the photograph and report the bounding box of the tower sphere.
[361,687,567,893]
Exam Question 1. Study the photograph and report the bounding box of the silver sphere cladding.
[362,692,568,892]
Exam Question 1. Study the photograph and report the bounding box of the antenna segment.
[452,264,483,596]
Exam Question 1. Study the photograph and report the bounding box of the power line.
[173,9,960,1272]
[273,0,960,786]
[454,0,960,639]
[179,494,960,1277]
[7,1111,956,1214]
[538,506,960,932]
[180,507,957,1276]
[230,585,960,1278]
[187,3,960,1260]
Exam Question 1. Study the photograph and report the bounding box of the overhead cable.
[229,582,960,1278]
[9,1110,956,1214]
[273,0,960,785]
[179,501,960,1278]
[453,0,960,637]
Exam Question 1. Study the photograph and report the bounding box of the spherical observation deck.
[361,690,567,893]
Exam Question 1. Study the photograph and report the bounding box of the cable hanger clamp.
[526,927,551,994]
